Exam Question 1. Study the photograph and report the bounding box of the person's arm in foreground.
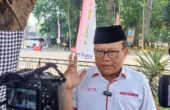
[64,53,86,110]
[139,77,157,110]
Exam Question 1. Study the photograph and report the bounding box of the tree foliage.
[33,0,67,38]
[163,1,170,26]
[120,0,170,46]
[33,0,170,46]
[33,0,113,45]
[121,0,143,28]
[120,0,143,46]
[148,0,170,44]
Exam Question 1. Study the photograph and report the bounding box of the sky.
[28,13,37,26]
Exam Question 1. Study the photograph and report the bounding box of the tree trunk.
[0,0,36,30]
[107,0,114,21]
[144,0,153,35]
[133,27,140,47]
[0,0,37,73]
[0,1,36,109]
[144,39,149,48]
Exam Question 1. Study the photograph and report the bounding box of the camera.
[0,63,66,110]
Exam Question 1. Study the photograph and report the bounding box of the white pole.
[141,0,145,50]
[68,0,71,51]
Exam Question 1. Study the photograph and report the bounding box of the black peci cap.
[93,25,127,44]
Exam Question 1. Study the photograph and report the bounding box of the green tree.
[33,0,67,37]
[149,0,170,46]
[96,0,113,27]
[121,0,143,46]
[120,0,170,47]
[33,0,83,46]
[144,0,153,36]
[162,1,170,43]
[163,1,170,27]
[33,0,114,46]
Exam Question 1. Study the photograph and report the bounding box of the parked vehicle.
[26,37,46,47]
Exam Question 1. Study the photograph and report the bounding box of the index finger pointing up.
[69,53,73,64]
[74,53,77,66]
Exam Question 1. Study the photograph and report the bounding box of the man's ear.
[124,48,129,58]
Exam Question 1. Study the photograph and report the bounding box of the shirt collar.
[92,65,127,79]
[120,65,127,79]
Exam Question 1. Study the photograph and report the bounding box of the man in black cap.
[64,25,156,110]
[14,91,27,108]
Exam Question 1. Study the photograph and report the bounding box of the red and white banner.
[76,0,96,59]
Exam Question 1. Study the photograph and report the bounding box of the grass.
[129,46,168,53]
[161,108,170,110]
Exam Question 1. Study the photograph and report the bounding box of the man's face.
[17,95,23,104]
[94,41,129,76]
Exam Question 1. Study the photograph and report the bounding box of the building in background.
[24,25,37,38]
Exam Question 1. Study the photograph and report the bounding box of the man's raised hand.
[65,53,86,90]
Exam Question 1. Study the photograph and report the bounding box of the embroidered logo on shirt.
[120,92,138,97]
[87,88,96,91]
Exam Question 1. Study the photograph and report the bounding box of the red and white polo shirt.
[72,65,156,110]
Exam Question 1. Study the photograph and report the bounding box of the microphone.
[103,91,112,97]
